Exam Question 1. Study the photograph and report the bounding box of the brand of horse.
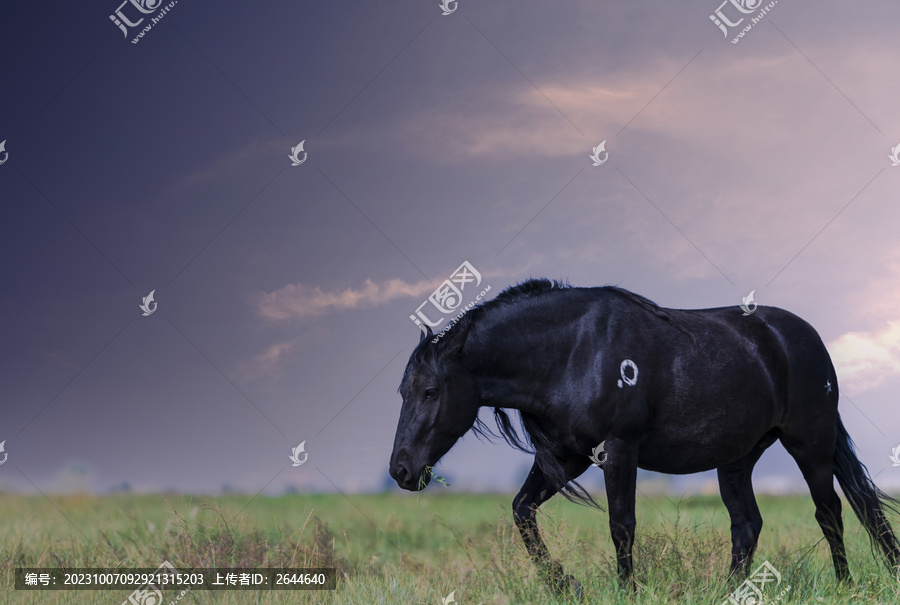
[589,140,608,166]
[410,261,482,332]
[0,140,8,165]
[617,359,638,388]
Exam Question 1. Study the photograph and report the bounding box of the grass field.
[1,490,899,604]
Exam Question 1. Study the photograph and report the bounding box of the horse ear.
[443,322,473,358]
[418,324,434,344]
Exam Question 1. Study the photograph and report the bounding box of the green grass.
[1,490,899,604]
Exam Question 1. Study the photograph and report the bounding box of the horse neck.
[463,307,575,415]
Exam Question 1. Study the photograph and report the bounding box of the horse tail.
[833,413,900,568]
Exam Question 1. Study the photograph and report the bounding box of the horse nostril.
[395,463,411,484]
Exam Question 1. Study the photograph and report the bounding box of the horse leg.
[780,432,851,583]
[717,443,768,578]
[603,439,638,593]
[513,458,588,599]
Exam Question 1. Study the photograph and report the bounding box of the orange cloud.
[255,277,436,321]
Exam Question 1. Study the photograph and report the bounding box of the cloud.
[255,277,436,321]
[828,321,900,393]
[391,43,900,165]
[392,58,734,161]
[177,138,286,187]
[234,339,300,382]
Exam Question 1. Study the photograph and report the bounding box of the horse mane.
[473,408,602,509]
[403,278,695,509]
[402,278,568,380]
[405,279,693,372]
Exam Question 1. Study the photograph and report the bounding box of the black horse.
[389,280,900,595]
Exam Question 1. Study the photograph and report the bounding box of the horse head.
[389,324,479,490]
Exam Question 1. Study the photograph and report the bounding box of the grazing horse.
[389,280,900,596]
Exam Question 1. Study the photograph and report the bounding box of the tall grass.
[0,492,898,604]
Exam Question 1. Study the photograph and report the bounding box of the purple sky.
[2,0,900,498]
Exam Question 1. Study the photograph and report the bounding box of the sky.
[2,0,900,500]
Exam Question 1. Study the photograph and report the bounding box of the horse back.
[622,303,835,472]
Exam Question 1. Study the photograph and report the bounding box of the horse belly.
[638,393,776,476]
[637,436,758,474]
[637,401,775,474]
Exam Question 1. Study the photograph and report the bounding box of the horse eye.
[424,388,438,400]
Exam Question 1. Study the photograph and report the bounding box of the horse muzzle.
[389,452,428,491]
